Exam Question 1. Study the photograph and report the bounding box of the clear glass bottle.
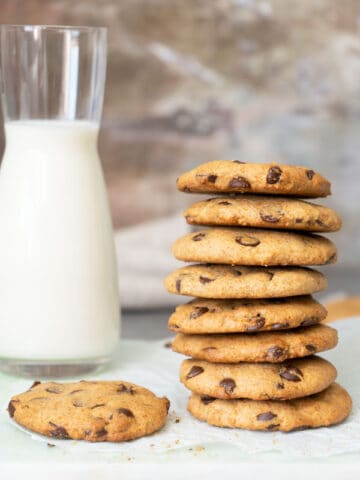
[0,25,120,377]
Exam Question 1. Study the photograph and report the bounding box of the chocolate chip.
[117,384,136,395]
[228,176,251,189]
[164,341,173,348]
[233,160,246,164]
[96,428,107,437]
[256,411,277,421]
[290,425,311,432]
[186,365,204,379]
[165,399,170,413]
[199,276,214,284]
[218,201,232,205]
[208,175,217,183]
[69,389,84,395]
[267,423,280,431]
[234,269,243,276]
[306,170,315,180]
[235,235,260,247]
[190,306,209,319]
[219,378,236,395]
[315,218,326,227]
[267,346,285,360]
[175,279,181,293]
[300,317,318,327]
[30,381,41,389]
[72,400,84,407]
[279,366,303,382]
[270,323,289,330]
[201,395,216,405]
[276,382,285,390]
[260,213,281,223]
[246,315,265,332]
[192,233,206,241]
[266,271,274,280]
[91,403,105,409]
[118,408,134,418]
[183,187,191,193]
[8,400,16,418]
[266,166,282,184]
[305,344,317,353]
[48,422,70,439]
[45,386,63,394]
[326,253,337,264]
[295,218,303,224]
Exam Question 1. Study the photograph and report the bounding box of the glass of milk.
[0,25,120,376]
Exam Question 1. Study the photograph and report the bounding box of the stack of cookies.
[165,161,352,432]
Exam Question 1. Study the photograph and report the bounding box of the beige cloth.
[115,214,190,309]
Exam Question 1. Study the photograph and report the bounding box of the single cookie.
[180,356,337,400]
[172,228,337,266]
[164,264,327,299]
[172,324,338,363]
[188,383,352,432]
[184,195,342,232]
[177,161,331,197]
[168,296,327,334]
[8,381,170,442]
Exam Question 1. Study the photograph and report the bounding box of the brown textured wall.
[0,0,359,264]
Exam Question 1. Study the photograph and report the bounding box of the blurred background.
[0,0,359,333]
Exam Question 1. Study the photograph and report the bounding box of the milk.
[0,120,120,360]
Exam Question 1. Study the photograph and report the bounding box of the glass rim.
[0,24,107,33]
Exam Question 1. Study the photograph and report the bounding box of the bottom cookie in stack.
[188,383,351,432]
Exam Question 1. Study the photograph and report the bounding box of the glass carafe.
[0,25,120,377]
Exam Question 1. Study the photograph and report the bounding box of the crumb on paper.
[47,443,55,448]
[164,341,173,348]
[175,439,180,445]
[127,457,134,462]
[194,445,205,452]
[174,417,181,423]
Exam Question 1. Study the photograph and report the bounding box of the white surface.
[0,317,359,467]
[0,121,120,359]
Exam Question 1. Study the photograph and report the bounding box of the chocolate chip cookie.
[164,264,327,299]
[172,324,338,363]
[8,380,170,442]
[184,195,342,232]
[188,383,351,431]
[168,296,327,334]
[177,161,331,197]
[180,356,337,400]
[172,228,337,266]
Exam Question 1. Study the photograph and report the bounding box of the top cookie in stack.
[165,160,352,433]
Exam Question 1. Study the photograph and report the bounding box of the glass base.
[0,356,109,378]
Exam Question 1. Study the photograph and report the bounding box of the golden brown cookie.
[177,161,331,197]
[8,381,170,442]
[164,265,327,299]
[168,296,327,334]
[180,357,337,400]
[172,324,338,363]
[188,383,351,432]
[172,228,337,266]
[184,195,342,232]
